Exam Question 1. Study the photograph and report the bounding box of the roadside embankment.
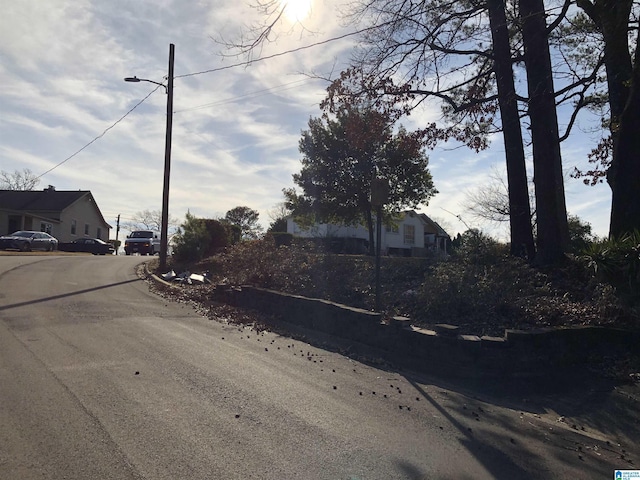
[209,284,640,378]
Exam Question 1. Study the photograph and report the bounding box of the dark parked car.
[0,231,58,251]
[58,238,115,255]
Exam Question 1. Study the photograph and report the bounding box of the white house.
[287,210,450,257]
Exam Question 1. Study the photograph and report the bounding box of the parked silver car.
[0,231,58,251]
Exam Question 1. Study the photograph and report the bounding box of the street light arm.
[124,76,168,93]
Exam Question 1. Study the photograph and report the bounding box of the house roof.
[400,210,450,238]
[0,189,111,228]
[418,213,450,238]
[0,189,89,211]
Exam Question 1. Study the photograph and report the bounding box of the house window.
[96,227,102,240]
[71,219,77,235]
[84,224,90,235]
[40,222,52,234]
[404,224,415,245]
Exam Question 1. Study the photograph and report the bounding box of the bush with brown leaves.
[167,235,637,336]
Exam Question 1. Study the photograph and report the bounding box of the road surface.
[0,255,637,479]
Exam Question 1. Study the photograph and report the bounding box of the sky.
[0,0,614,241]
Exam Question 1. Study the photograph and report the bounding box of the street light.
[124,76,168,92]
[124,43,174,272]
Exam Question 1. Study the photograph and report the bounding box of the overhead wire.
[36,85,163,180]
[173,77,316,114]
[174,25,375,80]
[35,21,388,179]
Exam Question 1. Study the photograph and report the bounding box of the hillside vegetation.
[163,232,639,338]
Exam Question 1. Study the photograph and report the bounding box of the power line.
[174,77,316,114]
[174,24,385,80]
[37,77,317,179]
[36,85,162,180]
[36,22,389,179]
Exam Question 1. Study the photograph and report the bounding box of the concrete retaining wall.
[212,285,639,376]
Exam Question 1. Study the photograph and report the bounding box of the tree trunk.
[572,0,638,237]
[487,0,535,260]
[609,29,640,237]
[519,0,569,264]
[597,0,633,140]
[577,0,633,194]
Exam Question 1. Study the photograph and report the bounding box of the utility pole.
[124,43,175,271]
[115,214,120,255]
[159,43,175,272]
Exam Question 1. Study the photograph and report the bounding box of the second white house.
[287,210,450,257]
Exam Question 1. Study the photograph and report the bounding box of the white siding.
[288,212,429,252]
[58,196,110,242]
[382,213,425,249]
[287,218,369,240]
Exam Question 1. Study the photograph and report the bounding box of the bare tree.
[124,209,179,233]
[0,169,40,190]
[267,201,290,223]
[217,0,317,60]
[465,171,513,224]
[464,167,535,224]
[266,202,291,232]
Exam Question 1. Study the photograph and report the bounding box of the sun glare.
[281,0,312,22]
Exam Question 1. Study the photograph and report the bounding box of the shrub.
[267,232,294,247]
[450,229,508,264]
[408,242,624,335]
[580,230,640,302]
[216,237,321,291]
[172,215,244,263]
[202,219,236,256]
[410,253,547,333]
[171,229,635,336]
[172,212,211,262]
[567,214,594,253]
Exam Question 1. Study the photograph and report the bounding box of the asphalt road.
[0,255,637,479]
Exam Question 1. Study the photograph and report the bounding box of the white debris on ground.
[160,270,211,285]
[161,270,177,281]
